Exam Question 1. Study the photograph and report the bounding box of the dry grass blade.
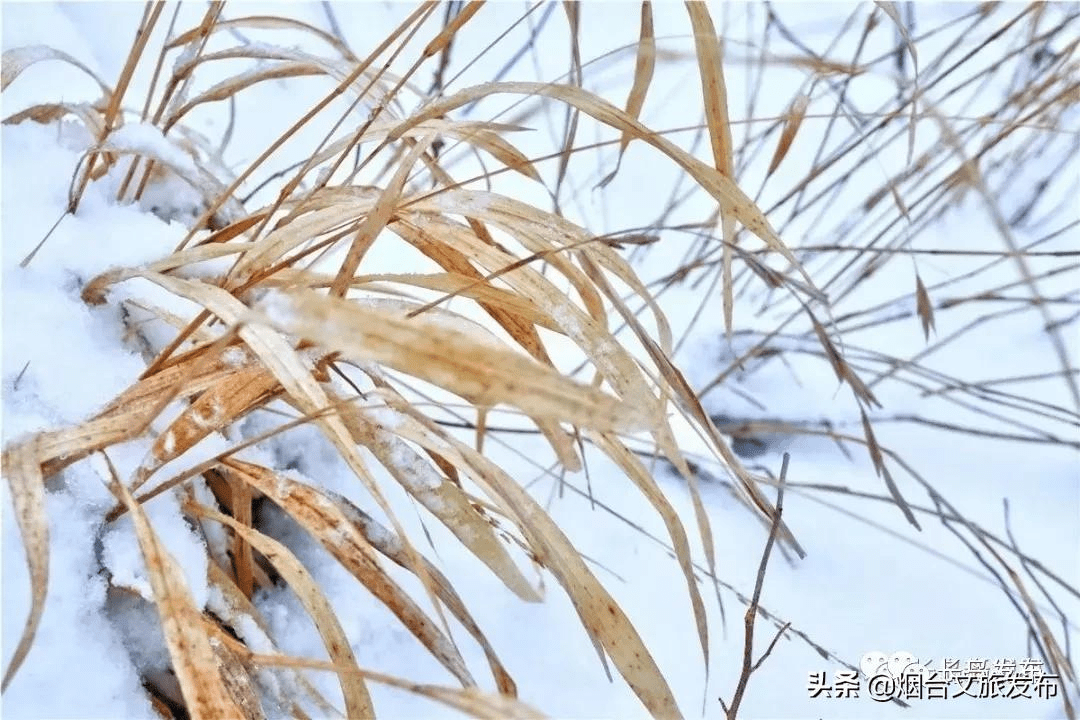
[598,0,654,189]
[242,652,545,720]
[371,395,684,719]
[1,45,112,94]
[590,432,710,670]
[914,272,936,341]
[141,363,279,478]
[187,501,374,718]
[330,134,436,298]
[167,14,357,61]
[807,309,880,408]
[469,451,684,719]
[201,619,267,720]
[257,289,656,433]
[328,492,519,696]
[686,2,738,338]
[0,437,49,691]
[329,396,542,602]
[206,562,339,716]
[400,81,822,296]
[98,456,245,719]
[859,410,920,529]
[874,1,919,163]
[219,458,481,689]
[3,102,106,135]
[859,408,885,478]
[767,94,809,177]
[350,271,559,335]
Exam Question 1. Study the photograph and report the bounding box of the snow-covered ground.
[2,3,1077,719]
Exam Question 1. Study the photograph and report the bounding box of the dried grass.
[3,2,1077,719]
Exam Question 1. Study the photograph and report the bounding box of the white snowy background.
[2,2,1077,719]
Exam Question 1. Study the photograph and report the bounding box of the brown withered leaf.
[102,460,245,719]
[768,94,809,177]
[328,491,520,696]
[1,437,49,692]
[256,289,655,433]
[915,272,936,341]
[220,460,481,689]
[188,501,374,719]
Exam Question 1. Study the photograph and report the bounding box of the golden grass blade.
[401,203,610,326]
[171,61,327,119]
[219,460,480,688]
[575,253,803,557]
[1,45,112,94]
[420,1,484,60]
[330,398,542,602]
[37,399,162,480]
[589,432,709,670]
[625,2,655,150]
[685,3,734,178]
[142,364,279,475]
[330,134,437,298]
[328,491,519,696]
[99,458,245,719]
[554,1,583,197]
[221,473,255,599]
[454,453,683,718]
[188,502,374,718]
[575,241,673,354]
[258,289,656,433]
[448,125,543,182]
[3,102,106,136]
[686,2,738,337]
[596,0,654,189]
[389,222,555,363]
[751,53,867,76]
[32,341,254,480]
[767,93,809,177]
[306,119,540,183]
[206,562,340,717]
[167,15,357,61]
[201,619,267,720]
[859,410,920,529]
[244,652,545,720]
[369,391,683,719]
[0,437,49,691]
[399,81,822,298]
[914,272,936,341]
[351,271,560,334]
[859,408,885,477]
[808,309,880,408]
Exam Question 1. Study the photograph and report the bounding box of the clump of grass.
[3,2,1077,718]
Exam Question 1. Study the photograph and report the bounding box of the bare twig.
[722,452,789,719]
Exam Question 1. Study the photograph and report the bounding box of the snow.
[1,484,155,720]
[2,3,1077,720]
[106,123,203,183]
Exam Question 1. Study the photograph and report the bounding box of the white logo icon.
[860,650,889,678]
[861,650,932,678]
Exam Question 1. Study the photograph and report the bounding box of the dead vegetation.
[2,2,1078,718]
